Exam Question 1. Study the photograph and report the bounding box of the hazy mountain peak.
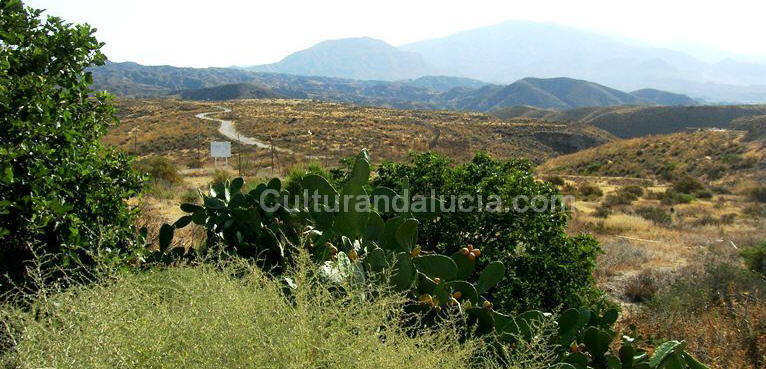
[245,37,436,81]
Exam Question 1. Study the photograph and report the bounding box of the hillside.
[494,104,766,138]
[402,75,489,92]
[630,89,698,106]
[538,130,765,185]
[179,83,290,101]
[107,98,613,166]
[245,37,435,81]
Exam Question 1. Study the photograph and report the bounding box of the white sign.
[210,141,231,158]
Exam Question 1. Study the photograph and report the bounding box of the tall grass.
[1,257,505,369]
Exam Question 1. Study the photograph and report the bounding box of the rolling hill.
[179,83,291,101]
[538,129,765,185]
[244,37,435,81]
[494,104,766,138]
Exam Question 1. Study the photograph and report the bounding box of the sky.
[25,0,766,68]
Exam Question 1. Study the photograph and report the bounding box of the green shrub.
[593,204,612,218]
[0,1,144,289]
[545,175,565,186]
[620,185,645,198]
[661,190,695,205]
[672,175,706,195]
[210,169,231,187]
[748,186,766,203]
[373,152,604,313]
[635,206,671,225]
[283,161,334,196]
[180,188,200,204]
[134,156,182,185]
[2,262,498,369]
[741,242,766,277]
[577,182,604,200]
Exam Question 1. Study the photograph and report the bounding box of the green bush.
[620,185,645,198]
[210,169,231,187]
[661,190,695,205]
[741,242,766,277]
[635,206,671,225]
[373,152,604,313]
[283,161,334,196]
[577,182,604,200]
[0,1,144,288]
[672,175,706,195]
[134,156,182,185]
[748,186,766,203]
[545,175,565,186]
[2,262,498,369]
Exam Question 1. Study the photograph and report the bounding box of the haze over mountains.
[240,21,766,103]
[93,60,697,112]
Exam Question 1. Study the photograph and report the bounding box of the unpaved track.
[195,107,294,154]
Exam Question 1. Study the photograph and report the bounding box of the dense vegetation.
[373,152,604,313]
[0,0,144,289]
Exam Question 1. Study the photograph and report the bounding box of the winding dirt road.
[195,107,294,154]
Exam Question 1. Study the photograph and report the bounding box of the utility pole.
[196,119,200,163]
[237,132,242,177]
[133,132,137,155]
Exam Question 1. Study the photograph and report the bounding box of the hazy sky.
[25,0,766,67]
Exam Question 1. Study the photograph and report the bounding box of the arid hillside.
[538,129,765,189]
[105,98,614,167]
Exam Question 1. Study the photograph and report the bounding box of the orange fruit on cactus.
[467,253,476,261]
[452,291,462,300]
[461,247,470,256]
[473,249,481,257]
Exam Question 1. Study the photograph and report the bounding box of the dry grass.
[105,97,612,169]
[1,258,504,369]
[539,130,765,189]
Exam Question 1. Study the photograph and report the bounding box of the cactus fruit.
[453,291,462,300]
[461,247,470,256]
[410,246,421,257]
[483,300,492,309]
[433,277,441,284]
[348,249,358,260]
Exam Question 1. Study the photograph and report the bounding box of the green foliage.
[158,177,302,269]
[578,183,604,200]
[741,241,766,277]
[635,206,671,225]
[672,175,705,195]
[373,151,603,313]
[748,186,766,203]
[546,176,566,186]
[133,156,181,185]
[0,0,144,288]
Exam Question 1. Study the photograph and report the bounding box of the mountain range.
[239,21,766,103]
[95,60,696,111]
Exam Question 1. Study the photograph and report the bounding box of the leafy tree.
[0,0,144,289]
[374,152,604,313]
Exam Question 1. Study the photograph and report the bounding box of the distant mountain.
[92,62,695,112]
[441,77,645,111]
[400,20,766,103]
[402,76,489,92]
[630,89,698,106]
[179,83,291,101]
[91,61,257,96]
[244,37,435,81]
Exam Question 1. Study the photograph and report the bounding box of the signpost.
[210,141,231,166]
